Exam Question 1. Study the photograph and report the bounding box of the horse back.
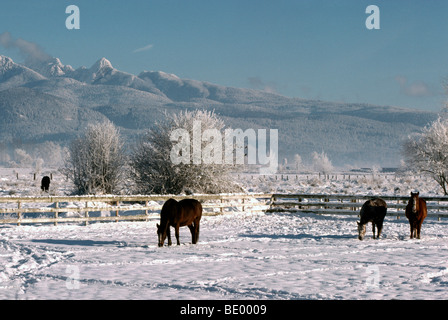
[177,199,202,226]
[360,198,387,223]
[160,198,179,221]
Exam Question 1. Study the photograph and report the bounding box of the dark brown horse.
[157,198,202,247]
[405,192,427,239]
[41,176,51,192]
[357,198,387,240]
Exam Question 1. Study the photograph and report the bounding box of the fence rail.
[1,193,448,226]
[0,193,272,225]
[269,193,448,220]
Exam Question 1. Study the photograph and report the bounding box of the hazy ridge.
[0,55,437,167]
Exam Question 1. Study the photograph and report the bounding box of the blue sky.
[1,0,448,111]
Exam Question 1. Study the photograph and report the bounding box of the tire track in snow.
[29,270,310,300]
[0,239,74,295]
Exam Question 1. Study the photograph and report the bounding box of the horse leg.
[167,227,172,246]
[376,221,383,239]
[188,224,195,244]
[416,220,422,239]
[194,221,200,244]
[175,225,181,245]
[409,222,414,239]
[414,221,419,239]
[372,222,376,239]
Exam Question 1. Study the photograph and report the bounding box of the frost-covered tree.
[312,150,334,175]
[34,141,67,168]
[62,121,126,195]
[293,153,302,172]
[130,110,239,194]
[403,115,448,195]
[13,148,33,167]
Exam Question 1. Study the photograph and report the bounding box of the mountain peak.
[0,55,46,88]
[45,57,74,76]
[91,57,113,72]
[0,55,14,70]
[24,56,74,77]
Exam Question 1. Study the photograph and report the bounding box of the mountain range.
[0,54,438,167]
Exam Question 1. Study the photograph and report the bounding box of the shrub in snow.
[130,110,239,194]
[403,114,448,195]
[311,150,334,175]
[293,153,303,172]
[12,148,33,167]
[61,121,126,195]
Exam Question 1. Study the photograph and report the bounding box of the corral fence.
[0,194,272,226]
[270,194,448,221]
[1,193,448,226]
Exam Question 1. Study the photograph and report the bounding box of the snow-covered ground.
[1,211,448,300]
[1,168,448,300]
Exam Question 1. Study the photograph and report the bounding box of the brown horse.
[405,192,427,239]
[157,198,202,247]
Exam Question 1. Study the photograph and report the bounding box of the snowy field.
[1,168,448,300]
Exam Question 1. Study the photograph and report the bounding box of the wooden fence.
[1,193,448,226]
[0,193,272,226]
[270,194,448,220]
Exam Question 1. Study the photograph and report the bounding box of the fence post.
[351,199,357,211]
[145,201,149,221]
[270,194,277,211]
[54,201,59,226]
[85,202,89,226]
[17,201,21,226]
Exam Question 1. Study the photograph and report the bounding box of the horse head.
[357,221,366,240]
[410,191,420,213]
[157,223,167,247]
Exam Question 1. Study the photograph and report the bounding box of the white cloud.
[0,31,51,63]
[394,75,432,97]
[132,44,154,53]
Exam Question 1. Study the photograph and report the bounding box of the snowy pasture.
[1,211,448,300]
[1,168,448,300]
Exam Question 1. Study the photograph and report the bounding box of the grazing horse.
[405,192,427,239]
[41,176,51,192]
[357,198,387,240]
[157,198,202,247]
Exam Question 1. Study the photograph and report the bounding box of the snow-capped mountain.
[0,55,438,166]
[70,57,114,83]
[0,55,46,90]
[25,57,74,78]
